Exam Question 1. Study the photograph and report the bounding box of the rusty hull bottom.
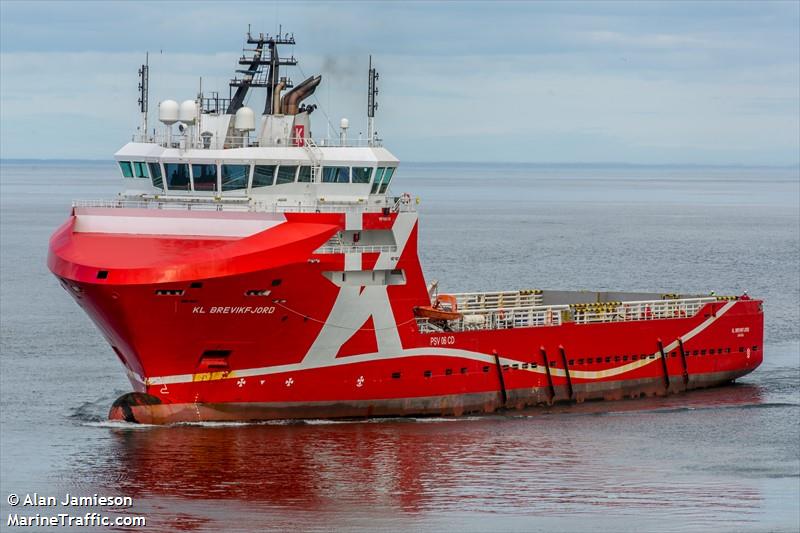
[109,370,748,425]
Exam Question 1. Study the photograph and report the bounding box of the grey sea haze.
[1,160,798,532]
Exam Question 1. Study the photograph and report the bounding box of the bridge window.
[322,166,349,183]
[252,165,276,187]
[371,167,385,194]
[147,163,163,190]
[379,167,395,194]
[192,164,217,191]
[119,161,134,178]
[352,166,372,184]
[164,163,190,191]
[133,161,149,178]
[276,165,298,185]
[221,164,249,191]
[297,166,313,183]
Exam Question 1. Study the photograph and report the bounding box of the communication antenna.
[138,52,149,139]
[367,55,379,146]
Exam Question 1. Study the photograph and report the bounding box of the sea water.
[1,160,798,532]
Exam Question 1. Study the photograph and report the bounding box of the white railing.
[72,196,416,214]
[569,297,716,324]
[417,305,567,333]
[450,290,544,311]
[73,199,254,212]
[316,244,397,254]
[416,297,718,333]
[132,133,382,150]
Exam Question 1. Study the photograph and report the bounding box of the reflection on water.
[51,384,787,532]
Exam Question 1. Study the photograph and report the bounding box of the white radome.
[178,100,198,124]
[158,100,179,125]
[235,106,256,131]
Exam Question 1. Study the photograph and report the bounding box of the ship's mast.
[138,52,149,139]
[367,55,379,146]
[227,28,296,116]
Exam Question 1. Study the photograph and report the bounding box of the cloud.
[0,1,797,164]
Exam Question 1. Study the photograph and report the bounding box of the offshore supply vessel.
[47,31,764,424]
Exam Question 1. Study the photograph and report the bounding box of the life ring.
[401,192,411,204]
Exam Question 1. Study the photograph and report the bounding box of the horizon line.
[1,158,798,169]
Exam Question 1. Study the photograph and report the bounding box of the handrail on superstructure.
[131,133,382,149]
[72,197,416,214]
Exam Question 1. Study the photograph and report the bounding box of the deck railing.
[131,133,381,150]
[315,244,397,254]
[417,296,718,333]
[72,196,415,214]
[450,290,544,311]
[569,297,715,325]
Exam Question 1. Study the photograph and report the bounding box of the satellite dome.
[178,100,197,125]
[234,106,256,131]
[158,100,179,125]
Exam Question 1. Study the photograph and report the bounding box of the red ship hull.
[48,206,764,424]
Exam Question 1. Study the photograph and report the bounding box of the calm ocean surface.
[1,160,798,532]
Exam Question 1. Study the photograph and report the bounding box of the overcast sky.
[1,0,798,164]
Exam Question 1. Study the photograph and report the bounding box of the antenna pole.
[367,55,378,146]
[138,52,149,140]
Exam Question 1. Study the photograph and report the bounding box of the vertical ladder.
[303,138,323,182]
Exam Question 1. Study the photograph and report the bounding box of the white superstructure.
[115,30,398,209]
